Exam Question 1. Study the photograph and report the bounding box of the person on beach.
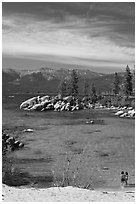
[121,171,128,187]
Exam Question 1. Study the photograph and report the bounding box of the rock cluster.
[20,95,90,112]
[2,131,24,152]
[114,107,135,118]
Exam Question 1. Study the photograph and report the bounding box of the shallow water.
[2,94,135,189]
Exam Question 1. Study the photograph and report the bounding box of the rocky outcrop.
[20,95,86,112]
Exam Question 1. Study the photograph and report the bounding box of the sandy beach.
[2,184,135,202]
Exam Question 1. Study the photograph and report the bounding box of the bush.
[51,144,93,189]
[111,95,122,107]
[99,96,111,107]
[117,96,133,107]
[99,95,135,108]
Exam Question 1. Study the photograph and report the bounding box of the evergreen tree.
[90,83,97,104]
[124,65,133,96]
[58,78,67,97]
[132,66,135,94]
[68,69,78,97]
[83,77,90,97]
[113,72,120,95]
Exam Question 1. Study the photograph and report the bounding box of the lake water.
[2,94,135,189]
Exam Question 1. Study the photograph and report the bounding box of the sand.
[2,184,135,202]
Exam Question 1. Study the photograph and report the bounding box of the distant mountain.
[2,67,124,95]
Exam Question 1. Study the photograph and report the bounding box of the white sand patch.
[2,184,135,202]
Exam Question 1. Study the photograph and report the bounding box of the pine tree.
[90,83,97,104]
[132,66,135,95]
[124,65,133,96]
[113,72,120,95]
[83,77,90,97]
[68,69,78,97]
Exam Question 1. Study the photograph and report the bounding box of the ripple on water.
[15,157,54,164]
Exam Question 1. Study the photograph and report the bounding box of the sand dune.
[2,184,135,202]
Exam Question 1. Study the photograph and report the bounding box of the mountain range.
[2,67,124,95]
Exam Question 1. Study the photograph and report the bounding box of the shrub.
[51,144,93,189]
[118,96,133,107]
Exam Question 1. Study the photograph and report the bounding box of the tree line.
[58,65,135,101]
[113,65,135,97]
[58,69,97,103]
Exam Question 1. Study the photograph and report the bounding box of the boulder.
[128,109,135,117]
[19,142,24,148]
[23,128,34,132]
[20,96,39,109]
[115,110,124,116]
[30,103,44,111]
[120,113,128,117]
[63,96,73,103]
[7,137,15,146]
[41,95,50,102]
[45,103,54,110]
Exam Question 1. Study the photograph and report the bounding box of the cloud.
[2,2,134,21]
[2,2,135,71]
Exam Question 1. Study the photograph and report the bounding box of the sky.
[2,2,135,73]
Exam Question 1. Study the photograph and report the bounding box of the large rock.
[128,109,135,117]
[20,96,40,109]
[30,103,44,111]
[40,95,50,102]
[63,96,73,103]
[115,110,124,116]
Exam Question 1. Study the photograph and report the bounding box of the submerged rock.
[23,129,34,133]
[2,131,24,152]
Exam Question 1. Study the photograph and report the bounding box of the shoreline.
[2,184,135,202]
